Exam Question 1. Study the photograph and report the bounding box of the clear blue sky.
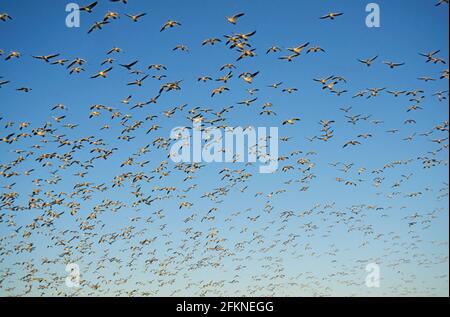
[0,0,448,296]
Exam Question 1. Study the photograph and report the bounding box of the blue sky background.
[0,0,448,296]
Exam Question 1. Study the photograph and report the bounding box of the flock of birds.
[0,1,449,297]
